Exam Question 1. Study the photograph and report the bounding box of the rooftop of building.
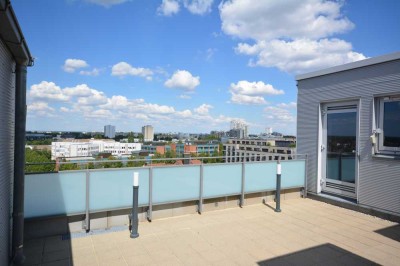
[23,198,400,266]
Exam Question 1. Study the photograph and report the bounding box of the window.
[374,95,400,155]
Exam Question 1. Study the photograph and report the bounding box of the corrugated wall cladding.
[298,59,400,215]
[0,39,16,265]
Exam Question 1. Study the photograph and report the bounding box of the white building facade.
[51,140,141,159]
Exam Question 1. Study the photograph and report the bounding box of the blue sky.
[13,0,400,134]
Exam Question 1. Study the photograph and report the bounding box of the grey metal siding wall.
[0,38,16,264]
[298,60,400,214]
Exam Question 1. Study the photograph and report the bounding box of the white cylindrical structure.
[277,163,282,175]
[133,172,139,187]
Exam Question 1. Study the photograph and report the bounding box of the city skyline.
[14,0,400,135]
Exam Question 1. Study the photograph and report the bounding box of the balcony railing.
[24,156,307,230]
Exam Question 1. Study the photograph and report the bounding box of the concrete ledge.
[25,188,301,239]
[308,193,400,223]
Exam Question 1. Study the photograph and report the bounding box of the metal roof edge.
[295,51,400,81]
[0,0,34,66]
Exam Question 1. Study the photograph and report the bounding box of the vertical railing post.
[84,166,90,232]
[304,154,308,198]
[147,166,153,222]
[275,159,282,212]
[130,172,139,238]
[198,161,204,214]
[240,161,245,207]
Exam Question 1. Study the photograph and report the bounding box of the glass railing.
[24,157,307,219]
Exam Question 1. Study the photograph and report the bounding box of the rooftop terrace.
[24,198,400,266]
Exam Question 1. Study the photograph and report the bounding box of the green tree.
[26,139,52,145]
[59,161,79,171]
[165,150,177,164]
[25,148,55,173]
[127,132,135,143]
[94,134,103,139]
[103,156,123,168]
[127,155,146,167]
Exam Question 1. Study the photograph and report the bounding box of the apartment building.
[224,138,295,162]
[104,125,116,138]
[141,144,171,155]
[170,142,219,156]
[142,125,154,141]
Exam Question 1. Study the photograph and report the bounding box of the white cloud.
[60,107,71,113]
[84,0,130,7]
[28,80,251,132]
[228,80,283,105]
[206,48,217,61]
[111,62,153,79]
[157,0,180,16]
[179,94,192,99]
[63,59,88,73]
[264,106,296,122]
[194,104,213,115]
[101,95,132,110]
[220,0,353,41]
[277,102,297,108]
[141,103,175,114]
[63,84,94,97]
[219,0,366,74]
[27,102,56,117]
[77,90,108,106]
[175,109,193,118]
[85,109,113,118]
[29,81,69,101]
[80,68,101,76]
[236,38,367,74]
[263,103,297,133]
[164,70,200,91]
[183,0,213,15]
[230,93,267,105]
[28,102,55,112]
[230,80,284,96]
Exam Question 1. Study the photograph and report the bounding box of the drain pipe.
[12,64,28,265]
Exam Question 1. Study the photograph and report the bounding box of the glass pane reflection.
[326,112,356,183]
[383,101,400,147]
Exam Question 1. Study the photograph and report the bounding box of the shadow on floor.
[375,224,400,242]
[257,243,378,266]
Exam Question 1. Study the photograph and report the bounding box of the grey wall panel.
[0,38,16,265]
[298,59,400,215]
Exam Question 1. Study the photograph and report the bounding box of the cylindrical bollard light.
[275,160,282,212]
[131,172,139,238]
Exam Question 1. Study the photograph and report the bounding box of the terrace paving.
[24,198,400,265]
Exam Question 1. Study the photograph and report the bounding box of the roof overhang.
[296,51,400,81]
[0,0,33,66]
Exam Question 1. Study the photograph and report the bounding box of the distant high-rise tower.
[230,120,248,138]
[142,125,154,142]
[104,125,116,138]
[266,127,273,135]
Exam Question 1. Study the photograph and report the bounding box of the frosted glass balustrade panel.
[245,162,276,193]
[89,168,149,212]
[281,160,306,188]
[203,163,242,198]
[25,171,86,218]
[152,166,200,204]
